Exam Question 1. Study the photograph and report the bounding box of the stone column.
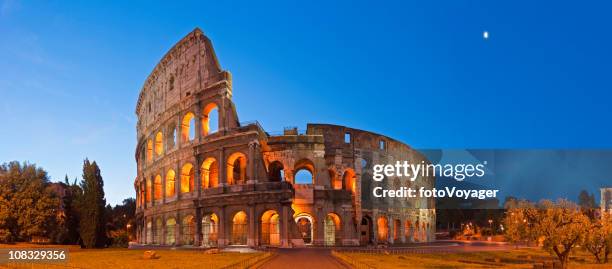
[176,161,181,200]
[194,102,202,142]
[195,155,202,198]
[247,140,259,184]
[400,217,406,244]
[372,212,378,245]
[219,149,227,186]
[195,208,202,246]
[218,206,226,247]
[314,207,324,246]
[280,204,290,248]
[388,216,394,244]
[248,205,256,246]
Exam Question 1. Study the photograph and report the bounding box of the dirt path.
[257,248,347,269]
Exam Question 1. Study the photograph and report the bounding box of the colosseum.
[134,28,436,248]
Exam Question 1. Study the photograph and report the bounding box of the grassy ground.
[0,244,259,269]
[340,248,610,268]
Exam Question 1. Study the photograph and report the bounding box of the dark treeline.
[0,160,135,248]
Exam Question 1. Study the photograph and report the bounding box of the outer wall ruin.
[134,28,435,247]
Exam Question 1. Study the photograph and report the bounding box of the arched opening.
[181,112,196,142]
[154,218,162,244]
[180,163,194,193]
[201,157,218,188]
[166,218,176,245]
[146,139,153,162]
[261,210,280,246]
[295,213,313,245]
[153,175,162,201]
[405,220,413,242]
[202,103,219,136]
[393,219,401,242]
[360,216,373,245]
[343,169,356,193]
[231,211,248,245]
[146,221,152,244]
[324,213,341,246]
[227,152,247,185]
[294,159,315,184]
[330,169,342,190]
[377,216,389,243]
[182,215,195,245]
[268,161,284,182]
[154,131,163,156]
[202,214,218,247]
[145,178,152,203]
[165,169,175,197]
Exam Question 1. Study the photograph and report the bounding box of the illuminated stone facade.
[134,28,435,247]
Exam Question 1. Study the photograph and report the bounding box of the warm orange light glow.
[227,152,247,185]
[165,169,176,197]
[154,131,163,156]
[153,174,162,201]
[377,216,389,241]
[146,139,153,162]
[343,169,356,193]
[330,169,340,189]
[202,102,218,136]
[181,112,195,142]
[261,210,280,246]
[201,157,218,188]
[145,178,152,202]
[180,163,194,193]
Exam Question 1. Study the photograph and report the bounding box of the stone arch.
[330,169,341,190]
[227,152,247,185]
[154,131,163,156]
[181,112,196,142]
[324,213,341,246]
[202,213,218,247]
[154,217,162,244]
[294,213,314,245]
[231,211,248,245]
[393,219,401,242]
[405,220,413,242]
[202,102,219,136]
[268,161,285,182]
[145,177,152,202]
[166,218,176,245]
[294,159,315,184]
[261,210,280,246]
[360,216,373,245]
[146,220,152,244]
[343,168,356,193]
[181,215,195,245]
[165,169,175,197]
[377,216,389,243]
[201,157,219,188]
[146,139,153,162]
[153,174,162,201]
[180,163,194,193]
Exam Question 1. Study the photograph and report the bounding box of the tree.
[503,199,538,248]
[106,198,136,247]
[0,161,59,242]
[536,199,590,269]
[578,190,597,218]
[58,175,82,244]
[78,159,107,248]
[583,213,612,263]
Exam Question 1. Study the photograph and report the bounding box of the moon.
[483,31,489,40]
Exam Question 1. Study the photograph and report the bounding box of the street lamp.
[488,219,493,235]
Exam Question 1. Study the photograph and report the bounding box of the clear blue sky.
[1,1,611,205]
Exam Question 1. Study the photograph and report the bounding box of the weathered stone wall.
[134,28,435,248]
